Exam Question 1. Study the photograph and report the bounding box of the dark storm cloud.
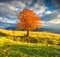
[52,0,60,9]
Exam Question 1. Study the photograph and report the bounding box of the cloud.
[0,17,8,23]
[0,2,19,20]
[0,0,46,20]
[0,17,16,24]
[47,14,60,24]
[34,6,47,17]
[57,14,60,17]
[52,0,60,9]
[37,6,47,13]
[42,13,60,29]
[7,5,19,11]
[0,0,60,29]
[22,0,33,5]
[45,11,53,14]
[0,17,4,22]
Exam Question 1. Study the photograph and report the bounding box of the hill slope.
[0,29,60,57]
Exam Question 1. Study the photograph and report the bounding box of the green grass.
[0,29,60,57]
[0,37,60,57]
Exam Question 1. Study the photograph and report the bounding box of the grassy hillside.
[0,29,60,57]
[0,29,60,45]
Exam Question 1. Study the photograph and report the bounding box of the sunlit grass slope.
[0,37,60,57]
[0,29,60,45]
[0,29,60,57]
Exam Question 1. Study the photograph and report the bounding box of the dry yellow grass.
[0,29,60,38]
[0,29,60,57]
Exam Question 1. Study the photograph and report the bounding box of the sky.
[0,0,60,29]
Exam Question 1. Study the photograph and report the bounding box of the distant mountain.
[0,22,60,33]
[36,28,60,33]
[0,22,16,29]
[0,22,23,30]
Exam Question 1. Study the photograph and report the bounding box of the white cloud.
[34,6,47,16]
[57,14,60,17]
[0,17,16,24]
[0,17,7,23]
[45,11,53,14]
[42,21,50,26]
[42,13,60,29]
[0,17,3,22]
[42,14,60,29]
[18,2,25,8]
[7,5,18,11]
[47,19,60,24]
[47,14,60,24]
[34,3,40,8]
[39,6,47,13]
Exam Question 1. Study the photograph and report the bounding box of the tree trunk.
[13,30,15,40]
[26,30,29,36]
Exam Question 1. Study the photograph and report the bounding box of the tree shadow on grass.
[14,36,39,43]
[15,36,37,40]
[0,32,9,36]
[16,35,30,38]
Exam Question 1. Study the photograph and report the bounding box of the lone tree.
[17,8,41,36]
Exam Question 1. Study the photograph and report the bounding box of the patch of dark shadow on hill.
[0,32,9,36]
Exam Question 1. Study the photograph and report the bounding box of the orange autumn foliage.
[17,8,42,31]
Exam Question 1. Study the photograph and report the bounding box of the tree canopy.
[17,8,42,36]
